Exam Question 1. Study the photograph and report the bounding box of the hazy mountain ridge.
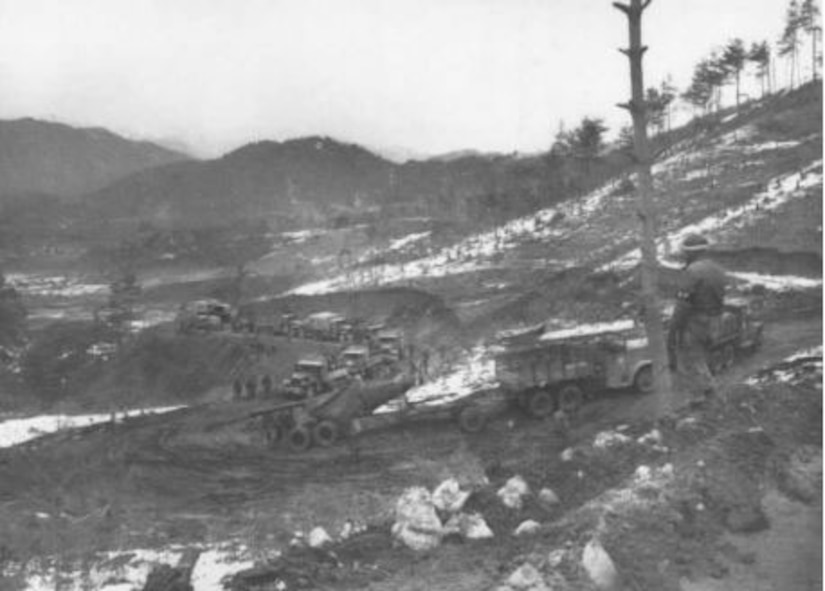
[0,118,189,199]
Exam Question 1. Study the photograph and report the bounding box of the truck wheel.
[312,420,340,447]
[526,389,556,418]
[633,365,654,394]
[287,426,313,452]
[558,383,585,415]
[457,405,487,433]
[232,379,244,400]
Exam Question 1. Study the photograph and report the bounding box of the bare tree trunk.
[813,28,819,81]
[614,0,675,416]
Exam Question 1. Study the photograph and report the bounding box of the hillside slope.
[287,84,822,332]
[0,118,188,199]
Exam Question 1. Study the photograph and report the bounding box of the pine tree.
[722,39,747,109]
[799,0,821,80]
[748,41,772,97]
[779,0,803,88]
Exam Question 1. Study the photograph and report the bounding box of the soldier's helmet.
[680,233,710,253]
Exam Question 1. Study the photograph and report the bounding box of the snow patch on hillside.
[289,181,618,296]
[605,159,823,274]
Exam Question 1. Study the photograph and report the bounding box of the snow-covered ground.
[289,181,618,296]
[20,543,255,591]
[0,407,184,449]
[7,273,109,298]
[605,158,824,274]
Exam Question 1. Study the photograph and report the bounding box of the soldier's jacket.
[669,258,727,345]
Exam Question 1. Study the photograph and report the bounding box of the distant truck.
[339,344,398,379]
[300,312,352,342]
[282,355,351,400]
[177,299,234,333]
[374,328,405,360]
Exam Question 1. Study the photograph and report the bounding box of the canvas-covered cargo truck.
[494,319,652,419]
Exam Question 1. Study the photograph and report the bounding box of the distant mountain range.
[0,118,628,239]
[0,118,189,199]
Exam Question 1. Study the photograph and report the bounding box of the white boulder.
[497,475,530,509]
[538,488,560,506]
[308,526,332,548]
[506,563,549,590]
[432,477,471,513]
[392,487,443,551]
[582,539,619,590]
[444,512,494,540]
[560,448,575,462]
[513,519,541,536]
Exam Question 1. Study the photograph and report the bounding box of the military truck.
[282,355,351,400]
[374,328,405,360]
[177,299,234,333]
[339,344,398,379]
[494,319,653,418]
[301,312,351,341]
[704,297,764,374]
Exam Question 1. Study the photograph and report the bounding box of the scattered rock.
[432,477,471,513]
[582,539,619,590]
[308,526,332,548]
[506,563,548,590]
[779,445,822,504]
[513,520,541,536]
[637,428,662,445]
[560,448,575,462]
[547,549,565,568]
[726,505,769,533]
[445,512,495,540]
[538,488,560,507]
[392,487,443,551]
[593,430,632,449]
[498,475,530,509]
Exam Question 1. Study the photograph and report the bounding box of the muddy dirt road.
[1,310,819,567]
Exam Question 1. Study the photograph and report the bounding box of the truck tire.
[526,389,556,418]
[287,425,313,452]
[558,383,585,415]
[312,420,340,447]
[232,379,244,400]
[457,405,487,433]
[633,365,654,394]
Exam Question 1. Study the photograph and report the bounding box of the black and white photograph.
[0,1,821,589]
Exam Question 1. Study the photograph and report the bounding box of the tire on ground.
[457,404,487,433]
[633,364,654,394]
[526,388,557,418]
[558,383,585,415]
[312,420,340,447]
[287,425,314,452]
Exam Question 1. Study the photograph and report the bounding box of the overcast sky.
[0,0,790,158]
